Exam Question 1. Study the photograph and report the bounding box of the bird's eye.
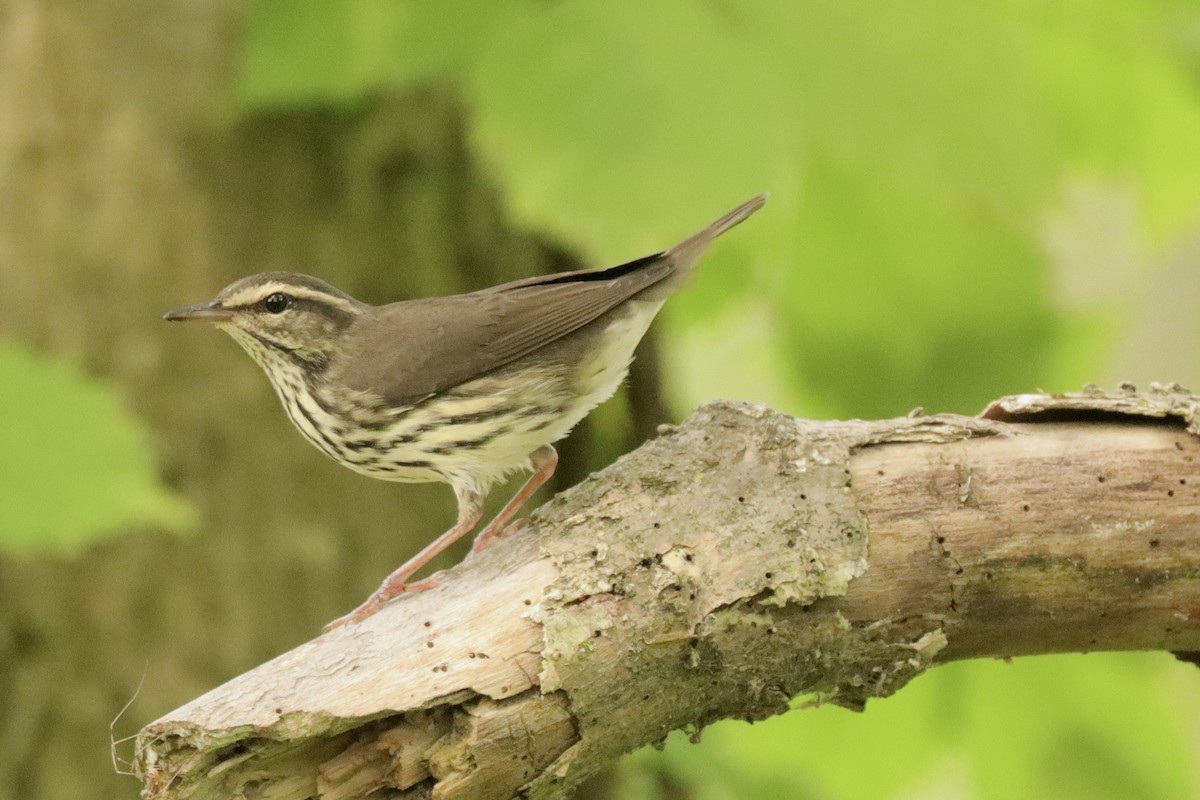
[262,292,291,314]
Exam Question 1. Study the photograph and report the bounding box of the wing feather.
[333,194,766,406]
[335,255,673,405]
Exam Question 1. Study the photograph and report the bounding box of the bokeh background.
[2,1,1200,798]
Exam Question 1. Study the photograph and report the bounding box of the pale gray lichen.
[525,401,994,797]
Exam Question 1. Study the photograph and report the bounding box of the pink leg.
[471,445,558,555]
[324,491,485,631]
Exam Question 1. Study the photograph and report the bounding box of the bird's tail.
[664,193,768,279]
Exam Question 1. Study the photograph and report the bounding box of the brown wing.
[334,194,768,406]
[334,252,673,405]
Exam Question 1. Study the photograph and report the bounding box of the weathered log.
[135,387,1200,799]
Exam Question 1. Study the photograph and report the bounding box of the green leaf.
[0,339,196,554]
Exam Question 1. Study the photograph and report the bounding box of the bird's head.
[164,272,365,369]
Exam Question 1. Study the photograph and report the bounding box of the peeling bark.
[135,387,1200,799]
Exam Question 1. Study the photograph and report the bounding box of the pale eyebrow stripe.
[223,283,358,314]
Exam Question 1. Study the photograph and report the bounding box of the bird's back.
[332,194,767,407]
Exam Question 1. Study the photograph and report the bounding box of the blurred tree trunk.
[0,2,657,797]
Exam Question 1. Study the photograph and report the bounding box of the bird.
[165,194,766,628]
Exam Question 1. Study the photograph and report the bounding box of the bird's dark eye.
[262,292,291,314]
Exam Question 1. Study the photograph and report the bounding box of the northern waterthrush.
[166,194,766,628]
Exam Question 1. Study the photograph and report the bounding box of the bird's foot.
[469,445,558,556]
[470,520,514,554]
[323,575,438,631]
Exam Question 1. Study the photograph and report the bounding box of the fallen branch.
[135,386,1200,799]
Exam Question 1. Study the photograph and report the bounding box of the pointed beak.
[163,301,235,323]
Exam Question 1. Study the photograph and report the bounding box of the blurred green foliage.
[235,0,1200,418]
[234,1,1200,798]
[614,653,1199,799]
[0,339,195,554]
[1,0,1196,796]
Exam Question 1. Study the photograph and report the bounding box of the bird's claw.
[322,576,438,632]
